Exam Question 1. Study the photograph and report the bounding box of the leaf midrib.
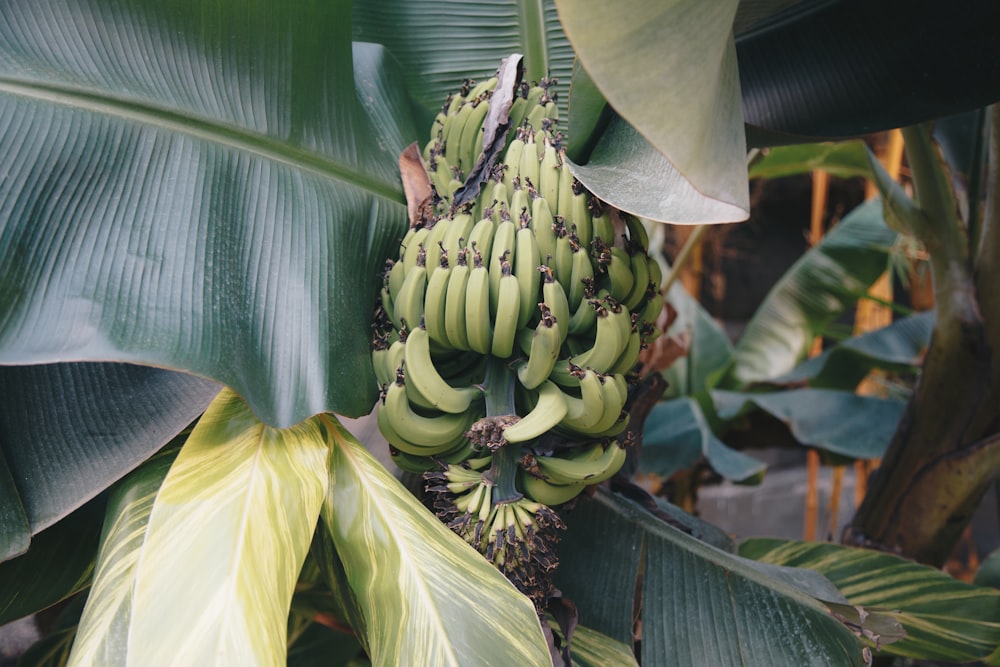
[0,77,405,204]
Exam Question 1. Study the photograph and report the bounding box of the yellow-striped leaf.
[321,419,550,667]
[741,538,1000,662]
[70,388,330,666]
[564,623,638,667]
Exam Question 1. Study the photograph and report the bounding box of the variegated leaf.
[321,419,550,667]
[741,538,1000,662]
[70,389,330,666]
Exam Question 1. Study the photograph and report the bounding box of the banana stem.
[483,356,523,503]
[484,356,516,417]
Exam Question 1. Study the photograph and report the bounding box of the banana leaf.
[320,420,551,667]
[70,389,330,665]
[554,488,871,665]
[0,363,218,556]
[713,388,905,460]
[721,198,897,388]
[741,538,1000,662]
[0,0,411,428]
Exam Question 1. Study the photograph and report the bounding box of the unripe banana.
[404,326,482,414]
[502,130,526,192]
[610,315,642,375]
[591,208,615,247]
[571,298,629,373]
[459,96,492,176]
[465,250,493,355]
[558,368,606,432]
[513,221,541,328]
[444,249,472,350]
[423,248,452,347]
[646,253,664,293]
[535,441,626,486]
[567,294,599,336]
[540,266,570,343]
[383,380,475,451]
[602,246,635,303]
[537,136,561,206]
[553,222,574,293]
[393,254,427,332]
[518,470,585,506]
[503,379,569,443]
[625,215,650,251]
[519,129,540,190]
[401,228,430,275]
[489,221,517,317]
[443,213,475,263]
[467,218,496,270]
[568,186,593,251]
[372,338,405,387]
[424,220,450,280]
[623,249,651,310]
[491,259,521,359]
[444,101,474,177]
[530,196,557,266]
[567,245,595,312]
[516,305,562,390]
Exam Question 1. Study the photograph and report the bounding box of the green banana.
[465,250,493,355]
[489,221,517,316]
[467,217,496,271]
[382,380,475,451]
[443,212,475,263]
[491,259,521,359]
[459,96,491,176]
[516,304,562,390]
[591,208,615,246]
[540,265,570,343]
[625,215,650,251]
[557,368,606,432]
[537,136,561,206]
[567,244,595,311]
[424,220,450,280]
[423,249,452,347]
[530,196,557,266]
[404,326,482,413]
[502,130,525,192]
[553,222,574,292]
[571,298,629,372]
[509,180,530,224]
[503,379,568,443]
[372,338,406,387]
[609,315,642,375]
[646,253,664,293]
[535,441,626,485]
[444,249,471,350]
[401,228,429,275]
[623,248,651,310]
[602,246,635,303]
[518,469,585,506]
[513,221,541,328]
[444,100,474,176]
[568,186,593,251]
[519,129,540,190]
[567,294,599,336]
[393,256,427,332]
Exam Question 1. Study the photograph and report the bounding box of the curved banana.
[372,338,406,388]
[623,249,651,310]
[591,209,615,247]
[390,448,438,474]
[387,258,406,302]
[625,215,650,251]
[639,289,665,327]
[558,368,606,432]
[519,470,585,506]
[513,222,541,328]
[571,299,629,372]
[530,196,557,266]
[646,253,664,293]
[535,441,626,486]
[444,249,471,350]
[568,244,595,312]
[393,259,427,333]
[382,380,475,450]
[442,213,474,263]
[444,101,474,176]
[567,295,599,336]
[465,250,493,355]
[553,224,574,292]
[489,181,510,218]
[488,221,517,317]
[424,220,451,280]
[491,260,521,359]
[519,129,540,190]
[401,228,429,275]
[610,316,642,375]
[589,374,628,434]
[467,217,496,272]
[537,136,561,206]
[404,326,482,413]
[509,181,530,224]
[423,254,452,348]
[540,265,570,343]
[602,246,635,303]
[502,130,525,192]
[569,187,593,251]
[516,305,562,390]
[459,97,491,176]
[503,380,568,443]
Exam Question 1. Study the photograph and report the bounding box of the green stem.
[518,0,549,83]
[483,356,523,502]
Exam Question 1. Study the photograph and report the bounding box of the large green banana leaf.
[354,0,575,114]
[0,364,218,556]
[0,0,411,428]
[741,538,1000,662]
[70,389,330,665]
[721,198,897,388]
[320,420,551,667]
[554,489,870,665]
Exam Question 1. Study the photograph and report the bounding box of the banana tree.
[3,0,1000,665]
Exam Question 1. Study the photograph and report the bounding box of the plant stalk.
[483,356,523,502]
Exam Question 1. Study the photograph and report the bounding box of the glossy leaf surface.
[742,538,1000,662]
[321,419,550,667]
[70,389,330,665]
[555,489,869,665]
[0,0,410,427]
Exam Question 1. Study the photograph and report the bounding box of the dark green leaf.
[556,489,869,665]
[713,388,904,459]
[774,312,933,389]
[0,0,411,427]
[287,621,364,667]
[0,498,102,625]
[737,1,1000,141]
[741,538,1000,662]
[643,397,766,482]
[0,363,217,544]
[354,0,575,114]
[0,445,29,560]
[723,198,897,387]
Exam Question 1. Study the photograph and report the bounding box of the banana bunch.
[373,71,666,607]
